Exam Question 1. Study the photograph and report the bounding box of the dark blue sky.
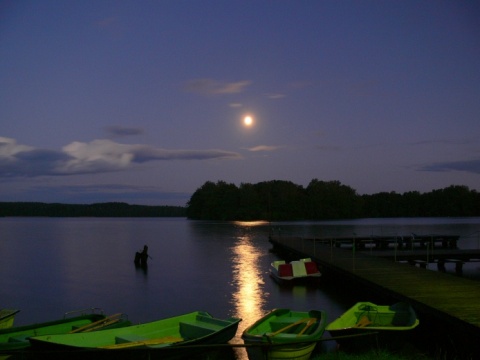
[1,0,479,206]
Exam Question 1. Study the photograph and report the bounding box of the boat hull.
[28,311,240,360]
[326,302,419,351]
[270,258,322,285]
[0,313,130,352]
[246,341,317,360]
[269,259,321,285]
[0,310,20,330]
[242,309,326,360]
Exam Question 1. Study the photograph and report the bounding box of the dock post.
[455,261,464,275]
[437,259,446,272]
[352,237,356,272]
[394,238,397,262]
[426,242,430,269]
[330,239,333,262]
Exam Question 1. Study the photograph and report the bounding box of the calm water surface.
[1,217,480,358]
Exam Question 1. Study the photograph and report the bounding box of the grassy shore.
[313,348,432,360]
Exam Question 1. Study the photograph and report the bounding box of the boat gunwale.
[29,311,241,350]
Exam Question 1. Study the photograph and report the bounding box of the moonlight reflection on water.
[229,228,269,359]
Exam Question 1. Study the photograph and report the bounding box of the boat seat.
[269,318,304,332]
[115,334,149,344]
[389,302,413,326]
[278,264,293,277]
[304,261,319,274]
[291,261,307,276]
[355,316,372,328]
[179,321,216,339]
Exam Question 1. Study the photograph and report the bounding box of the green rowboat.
[325,302,419,350]
[0,311,130,352]
[29,311,241,359]
[241,308,327,360]
[0,309,20,330]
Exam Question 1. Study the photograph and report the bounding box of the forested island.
[186,179,480,221]
[2,179,479,220]
[0,202,186,217]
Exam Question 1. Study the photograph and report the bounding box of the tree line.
[0,202,186,217]
[186,179,480,220]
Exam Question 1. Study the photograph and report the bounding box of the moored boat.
[28,311,241,359]
[326,302,419,350]
[269,258,321,284]
[0,309,20,330]
[0,311,130,351]
[241,308,327,360]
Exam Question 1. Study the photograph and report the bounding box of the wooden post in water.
[330,239,333,262]
[426,242,430,269]
[394,237,397,263]
[352,234,356,272]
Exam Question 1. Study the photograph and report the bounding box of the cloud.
[418,159,480,174]
[0,137,69,177]
[0,137,241,178]
[410,137,477,146]
[184,78,252,95]
[246,145,282,152]
[315,145,341,151]
[95,16,118,28]
[288,81,312,89]
[265,93,286,99]
[0,136,33,157]
[105,125,144,137]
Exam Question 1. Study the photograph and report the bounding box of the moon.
[243,116,253,127]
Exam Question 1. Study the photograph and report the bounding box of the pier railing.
[269,234,480,275]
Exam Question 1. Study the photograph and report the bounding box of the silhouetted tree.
[186,181,239,220]
[237,183,262,220]
[306,179,359,219]
[186,181,479,220]
[254,180,306,220]
[0,202,186,217]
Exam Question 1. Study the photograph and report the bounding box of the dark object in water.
[134,245,149,267]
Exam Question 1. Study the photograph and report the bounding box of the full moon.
[243,116,253,127]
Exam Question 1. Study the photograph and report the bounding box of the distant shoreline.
[0,202,187,217]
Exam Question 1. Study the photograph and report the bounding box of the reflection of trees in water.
[229,234,268,360]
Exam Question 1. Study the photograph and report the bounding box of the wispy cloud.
[246,145,282,152]
[418,159,480,174]
[265,93,286,99]
[93,15,125,39]
[184,78,252,95]
[315,145,341,151]
[95,16,118,28]
[0,136,34,156]
[0,137,241,178]
[105,125,144,137]
[409,137,479,146]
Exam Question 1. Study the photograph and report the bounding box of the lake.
[1,217,480,358]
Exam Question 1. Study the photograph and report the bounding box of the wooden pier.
[269,235,480,358]
[309,234,461,250]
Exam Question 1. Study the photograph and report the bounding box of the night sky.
[1,1,479,206]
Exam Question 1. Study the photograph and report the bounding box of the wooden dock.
[269,235,480,357]
[311,234,461,250]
